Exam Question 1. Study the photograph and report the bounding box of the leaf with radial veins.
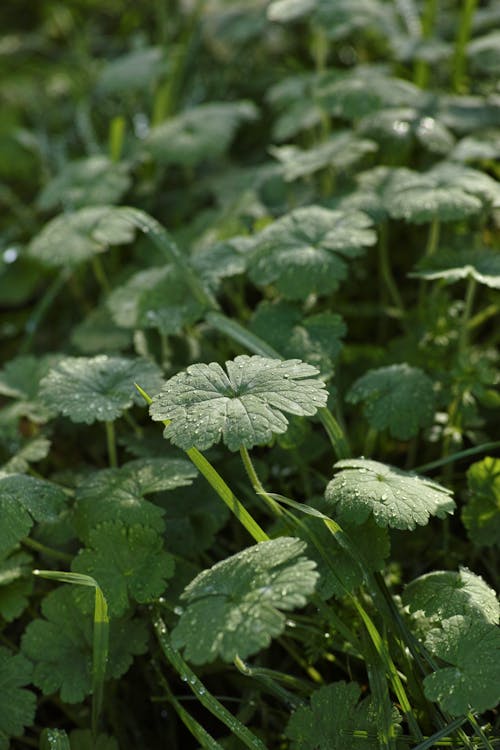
[72,521,175,616]
[423,615,500,715]
[150,355,328,451]
[40,355,163,424]
[325,458,455,530]
[171,537,318,664]
[74,457,197,541]
[248,206,376,300]
[346,363,436,440]
[27,207,137,267]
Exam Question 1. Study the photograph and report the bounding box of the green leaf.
[270,132,377,181]
[27,207,137,267]
[285,681,379,750]
[191,237,252,289]
[74,457,196,541]
[249,206,375,300]
[0,473,67,556]
[412,248,500,289]
[40,728,71,750]
[70,729,118,750]
[146,101,258,167]
[358,108,454,155]
[267,0,316,22]
[468,31,500,75]
[346,363,436,440]
[40,355,163,424]
[0,551,33,621]
[37,156,131,211]
[72,521,175,616]
[0,354,59,423]
[172,537,318,664]
[325,459,455,530]
[96,46,165,94]
[2,436,51,474]
[423,615,500,715]
[107,265,206,334]
[21,587,148,703]
[250,301,346,376]
[463,457,500,548]
[451,129,500,162]
[403,567,499,625]
[150,355,328,451]
[0,647,35,750]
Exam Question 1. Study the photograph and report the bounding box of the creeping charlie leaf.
[249,206,376,300]
[285,681,380,750]
[27,207,137,267]
[463,457,500,548]
[0,647,35,750]
[325,459,455,530]
[72,521,175,616]
[0,474,67,556]
[22,587,147,703]
[172,538,318,664]
[150,355,328,451]
[40,355,163,424]
[74,457,196,542]
[423,615,500,715]
[346,363,436,440]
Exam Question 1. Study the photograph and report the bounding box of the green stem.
[108,115,126,163]
[22,537,73,563]
[426,217,440,257]
[413,0,438,88]
[105,421,118,468]
[414,440,500,474]
[91,256,111,295]
[459,276,477,355]
[234,656,307,710]
[452,0,478,93]
[412,718,468,750]
[154,616,268,750]
[378,222,405,318]
[239,446,283,518]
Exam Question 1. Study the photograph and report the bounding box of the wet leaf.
[0,647,35,750]
[463,457,500,548]
[37,156,131,210]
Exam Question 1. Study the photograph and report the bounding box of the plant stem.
[414,440,500,474]
[108,115,126,162]
[22,537,73,563]
[452,0,478,93]
[458,276,477,355]
[378,222,406,318]
[91,256,111,294]
[413,0,438,88]
[426,217,440,257]
[105,421,118,468]
[154,615,268,750]
[239,446,284,518]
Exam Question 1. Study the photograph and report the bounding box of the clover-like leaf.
[0,647,35,750]
[96,46,165,94]
[463,457,500,548]
[27,207,137,267]
[172,538,318,664]
[285,681,379,750]
[250,301,346,376]
[37,156,131,211]
[249,206,375,300]
[107,265,206,335]
[358,108,454,155]
[22,587,148,703]
[146,101,258,167]
[74,457,196,541]
[403,567,499,625]
[72,521,174,616]
[412,248,500,289]
[346,364,436,440]
[0,473,67,556]
[191,237,252,289]
[0,551,33,622]
[150,355,328,451]
[40,355,163,424]
[423,615,500,715]
[270,132,377,181]
[325,459,455,530]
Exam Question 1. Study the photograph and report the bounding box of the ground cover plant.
[1,0,499,747]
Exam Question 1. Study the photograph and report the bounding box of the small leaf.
[27,207,137,267]
[0,473,67,556]
[285,681,379,750]
[74,457,196,541]
[37,156,131,210]
[96,47,165,94]
[267,0,316,22]
[412,248,500,289]
[72,521,175,616]
[21,587,148,703]
[403,567,499,624]
[40,355,163,424]
[463,457,500,548]
[325,458,455,530]
[172,537,318,664]
[0,354,59,423]
[346,363,436,440]
[423,615,500,715]
[0,647,35,750]
[358,108,454,155]
[451,129,500,162]
[107,265,206,334]
[249,206,376,300]
[146,101,258,167]
[468,30,500,75]
[150,355,328,451]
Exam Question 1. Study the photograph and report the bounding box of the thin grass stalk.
[105,421,118,469]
